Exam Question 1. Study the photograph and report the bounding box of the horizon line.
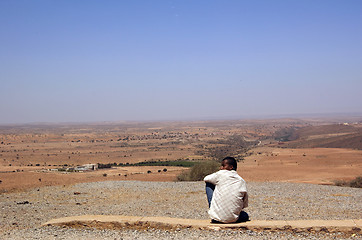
[1,112,362,126]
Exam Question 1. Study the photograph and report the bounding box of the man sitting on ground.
[204,157,249,223]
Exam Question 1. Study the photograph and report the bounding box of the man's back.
[204,169,248,223]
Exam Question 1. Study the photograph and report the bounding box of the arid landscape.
[1,117,361,193]
[1,117,362,239]
[2,1,361,238]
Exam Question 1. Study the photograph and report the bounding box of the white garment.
[204,170,248,223]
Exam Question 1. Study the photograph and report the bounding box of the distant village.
[50,163,98,173]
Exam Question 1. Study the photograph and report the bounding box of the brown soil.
[1,119,361,192]
[240,147,362,184]
[0,166,186,193]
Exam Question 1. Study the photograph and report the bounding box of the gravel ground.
[1,181,361,239]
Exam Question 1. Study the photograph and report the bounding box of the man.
[204,157,249,223]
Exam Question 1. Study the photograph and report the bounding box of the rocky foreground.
[1,181,361,239]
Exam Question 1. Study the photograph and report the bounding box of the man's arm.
[204,171,219,185]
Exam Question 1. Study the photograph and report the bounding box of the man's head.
[221,156,237,171]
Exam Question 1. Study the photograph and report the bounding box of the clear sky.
[0,0,361,124]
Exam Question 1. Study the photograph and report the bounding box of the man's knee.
[205,182,215,190]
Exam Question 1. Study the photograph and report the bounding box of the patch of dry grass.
[334,176,362,188]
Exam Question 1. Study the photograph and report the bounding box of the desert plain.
[1,117,361,192]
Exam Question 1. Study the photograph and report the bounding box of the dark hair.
[222,156,237,170]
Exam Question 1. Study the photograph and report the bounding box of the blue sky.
[0,0,361,124]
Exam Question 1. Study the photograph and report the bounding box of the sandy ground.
[1,146,361,193]
[0,166,186,193]
[240,147,362,184]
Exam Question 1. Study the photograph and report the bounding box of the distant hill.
[279,124,362,150]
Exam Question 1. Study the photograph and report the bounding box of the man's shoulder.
[229,171,246,182]
[218,170,243,180]
[229,170,242,176]
[213,170,246,182]
[212,169,229,176]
